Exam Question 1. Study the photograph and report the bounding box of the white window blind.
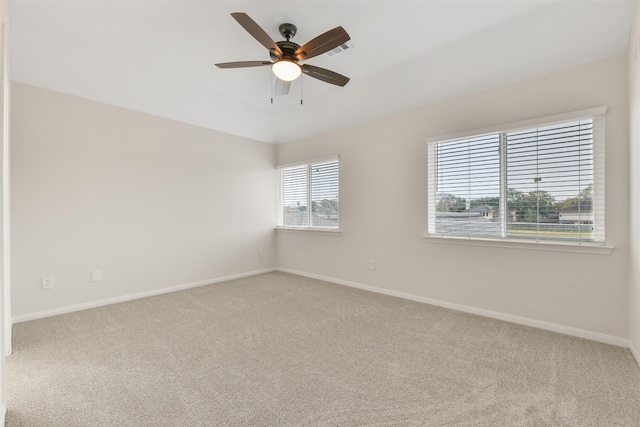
[277,158,339,229]
[428,112,605,244]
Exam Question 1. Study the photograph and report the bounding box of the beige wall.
[277,55,630,341]
[11,83,277,318]
[629,1,640,362]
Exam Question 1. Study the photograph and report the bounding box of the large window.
[277,158,339,229]
[427,108,605,245]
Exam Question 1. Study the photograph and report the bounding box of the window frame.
[424,107,612,254]
[276,155,341,233]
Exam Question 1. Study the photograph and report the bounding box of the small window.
[277,158,339,230]
[427,109,605,245]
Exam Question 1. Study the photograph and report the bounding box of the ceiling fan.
[215,13,351,96]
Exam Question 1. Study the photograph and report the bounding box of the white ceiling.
[10,1,635,143]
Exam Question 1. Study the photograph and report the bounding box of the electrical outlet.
[369,259,376,270]
[91,270,102,282]
[41,276,54,290]
[259,249,264,258]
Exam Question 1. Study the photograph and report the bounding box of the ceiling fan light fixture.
[272,60,301,81]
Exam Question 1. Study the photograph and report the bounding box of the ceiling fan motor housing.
[270,40,301,62]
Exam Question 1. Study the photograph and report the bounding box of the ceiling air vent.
[326,42,353,57]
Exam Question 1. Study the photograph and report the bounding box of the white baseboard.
[12,268,276,324]
[276,267,629,348]
[630,341,640,369]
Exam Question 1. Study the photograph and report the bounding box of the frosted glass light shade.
[272,60,301,81]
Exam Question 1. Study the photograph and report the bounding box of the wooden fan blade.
[294,26,350,60]
[275,78,291,96]
[301,64,350,87]
[231,13,283,57]
[216,61,272,69]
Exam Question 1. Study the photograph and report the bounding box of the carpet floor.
[6,271,640,426]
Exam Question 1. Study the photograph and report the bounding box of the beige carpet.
[6,272,640,426]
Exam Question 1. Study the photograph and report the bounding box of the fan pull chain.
[270,71,274,104]
[300,75,303,105]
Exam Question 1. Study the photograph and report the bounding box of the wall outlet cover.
[41,276,54,290]
[91,270,102,282]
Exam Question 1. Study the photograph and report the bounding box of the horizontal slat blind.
[278,159,339,229]
[310,161,339,228]
[428,114,605,244]
[431,133,501,238]
[505,119,601,242]
[592,115,605,242]
[282,164,309,227]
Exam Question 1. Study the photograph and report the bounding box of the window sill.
[422,235,613,255]
[276,226,342,236]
